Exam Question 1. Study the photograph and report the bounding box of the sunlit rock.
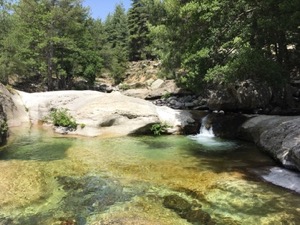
[14,90,197,137]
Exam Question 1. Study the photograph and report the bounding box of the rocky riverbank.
[1,83,300,173]
[0,83,199,140]
[238,115,300,171]
[205,112,300,172]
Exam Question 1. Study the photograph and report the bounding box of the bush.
[150,122,169,136]
[0,120,8,136]
[48,108,77,130]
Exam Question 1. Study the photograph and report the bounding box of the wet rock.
[163,195,191,212]
[205,113,248,139]
[0,105,7,146]
[249,166,300,194]
[238,115,300,171]
[56,176,132,215]
[59,217,77,225]
[163,195,213,225]
[183,209,214,224]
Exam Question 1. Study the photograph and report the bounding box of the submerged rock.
[206,178,300,224]
[163,195,214,224]
[163,195,192,212]
[56,176,133,216]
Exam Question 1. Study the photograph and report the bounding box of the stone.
[249,166,300,193]
[205,113,248,139]
[207,79,272,112]
[0,83,30,128]
[183,209,213,224]
[184,102,195,108]
[163,195,213,225]
[122,88,150,99]
[150,79,164,90]
[163,195,191,212]
[7,89,198,137]
[238,115,300,171]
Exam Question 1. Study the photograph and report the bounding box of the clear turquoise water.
[0,128,299,225]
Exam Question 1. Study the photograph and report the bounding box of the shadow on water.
[138,136,174,150]
[0,135,73,161]
[186,137,276,173]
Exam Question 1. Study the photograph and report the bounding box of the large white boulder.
[14,90,195,137]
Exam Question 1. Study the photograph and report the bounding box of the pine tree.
[2,0,102,90]
[128,0,151,61]
[101,4,129,84]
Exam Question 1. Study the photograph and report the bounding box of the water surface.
[0,127,299,225]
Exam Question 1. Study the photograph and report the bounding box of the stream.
[0,126,299,225]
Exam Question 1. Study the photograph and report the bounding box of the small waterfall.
[188,115,237,150]
[199,115,214,137]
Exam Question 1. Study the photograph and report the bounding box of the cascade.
[188,115,237,150]
[198,115,214,137]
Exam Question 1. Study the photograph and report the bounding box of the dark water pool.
[0,128,299,225]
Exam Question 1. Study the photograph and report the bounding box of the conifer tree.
[101,4,129,84]
[128,0,151,61]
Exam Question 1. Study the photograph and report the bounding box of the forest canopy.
[0,0,299,91]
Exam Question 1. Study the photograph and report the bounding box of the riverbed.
[0,127,299,225]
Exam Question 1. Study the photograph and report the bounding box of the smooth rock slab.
[238,115,300,171]
[12,90,196,137]
[250,166,300,194]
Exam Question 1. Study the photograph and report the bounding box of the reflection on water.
[0,128,299,225]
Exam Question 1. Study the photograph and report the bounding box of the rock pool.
[0,127,299,225]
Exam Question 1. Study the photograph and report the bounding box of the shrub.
[162,92,171,99]
[48,108,77,130]
[150,122,169,136]
[0,120,8,135]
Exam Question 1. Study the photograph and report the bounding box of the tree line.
[0,0,299,91]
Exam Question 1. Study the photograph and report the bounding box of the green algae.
[0,129,299,225]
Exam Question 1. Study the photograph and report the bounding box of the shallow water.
[0,128,299,225]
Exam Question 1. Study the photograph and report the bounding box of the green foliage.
[0,0,102,90]
[118,83,131,90]
[148,0,299,91]
[0,120,8,135]
[101,4,129,84]
[150,122,169,136]
[0,0,298,93]
[205,48,285,85]
[161,92,171,99]
[128,0,152,60]
[48,108,77,130]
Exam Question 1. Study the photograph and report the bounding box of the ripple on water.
[0,129,299,225]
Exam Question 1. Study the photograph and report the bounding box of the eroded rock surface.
[16,90,196,137]
[238,115,300,171]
